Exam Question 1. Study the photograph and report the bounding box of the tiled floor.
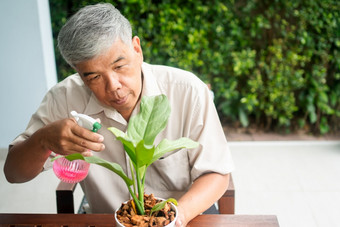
[1,140,340,227]
[0,149,84,213]
[229,141,340,227]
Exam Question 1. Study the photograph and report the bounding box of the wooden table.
[0,213,279,227]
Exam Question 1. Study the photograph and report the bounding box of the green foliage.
[49,0,340,134]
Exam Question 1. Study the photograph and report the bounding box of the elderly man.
[4,3,233,226]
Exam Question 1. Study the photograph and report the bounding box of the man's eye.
[88,75,100,82]
[115,65,125,70]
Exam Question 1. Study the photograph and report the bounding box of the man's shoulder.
[49,74,88,94]
[46,73,91,107]
[144,63,204,88]
[54,73,84,88]
[147,63,195,77]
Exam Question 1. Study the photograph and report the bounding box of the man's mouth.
[114,95,128,105]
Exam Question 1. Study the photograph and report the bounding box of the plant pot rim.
[114,197,178,227]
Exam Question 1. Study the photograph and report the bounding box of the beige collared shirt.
[11,62,234,213]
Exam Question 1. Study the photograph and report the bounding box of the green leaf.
[307,104,317,123]
[108,127,137,164]
[135,140,155,167]
[62,153,133,186]
[51,155,62,162]
[137,165,147,182]
[152,138,199,163]
[127,95,171,145]
[150,198,178,216]
[239,108,249,127]
[320,117,330,134]
[107,126,126,138]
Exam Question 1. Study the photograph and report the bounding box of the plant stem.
[128,185,144,215]
[129,160,137,196]
[135,164,144,214]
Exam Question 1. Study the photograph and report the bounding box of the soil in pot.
[116,194,177,227]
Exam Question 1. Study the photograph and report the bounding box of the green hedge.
[49,0,340,134]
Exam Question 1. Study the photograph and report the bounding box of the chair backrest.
[218,174,235,214]
[56,181,77,213]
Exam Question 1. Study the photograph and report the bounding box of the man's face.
[75,36,143,121]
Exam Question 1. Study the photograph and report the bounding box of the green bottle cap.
[92,122,102,132]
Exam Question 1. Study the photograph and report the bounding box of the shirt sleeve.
[187,83,235,181]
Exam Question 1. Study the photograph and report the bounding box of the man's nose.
[105,74,122,92]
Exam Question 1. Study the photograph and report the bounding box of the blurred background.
[50,0,340,136]
[0,1,339,227]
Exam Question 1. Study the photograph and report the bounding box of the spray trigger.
[70,111,102,132]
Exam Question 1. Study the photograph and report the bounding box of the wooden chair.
[56,174,235,214]
[218,174,235,214]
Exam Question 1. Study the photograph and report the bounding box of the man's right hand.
[41,118,105,157]
[4,118,105,183]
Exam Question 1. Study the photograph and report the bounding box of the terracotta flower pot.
[115,196,178,227]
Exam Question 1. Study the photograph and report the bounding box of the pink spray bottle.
[53,111,102,183]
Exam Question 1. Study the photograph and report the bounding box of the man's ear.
[132,36,143,59]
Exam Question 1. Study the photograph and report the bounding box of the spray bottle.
[53,111,102,183]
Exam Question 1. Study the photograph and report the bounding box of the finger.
[58,142,96,156]
[175,219,183,227]
[81,149,93,157]
[72,124,104,143]
[71,125,105,151]
[52,143,86,156]
[46,118,104,154]
[71,136,105,152]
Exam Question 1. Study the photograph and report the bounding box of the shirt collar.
[83,92,126,124]
[141,62,162,97]
[128,62,162,119]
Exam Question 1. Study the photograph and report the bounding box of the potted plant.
[53,94,199,227]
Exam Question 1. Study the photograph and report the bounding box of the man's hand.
[175,205,187,227]
[175,173,230,226]
[4,118,105,183]
[41,118,105,156]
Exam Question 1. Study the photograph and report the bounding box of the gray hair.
[57,3,132,67]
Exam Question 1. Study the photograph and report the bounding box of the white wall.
[0,0,57,148]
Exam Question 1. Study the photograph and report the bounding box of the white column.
[0,0,57,148]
